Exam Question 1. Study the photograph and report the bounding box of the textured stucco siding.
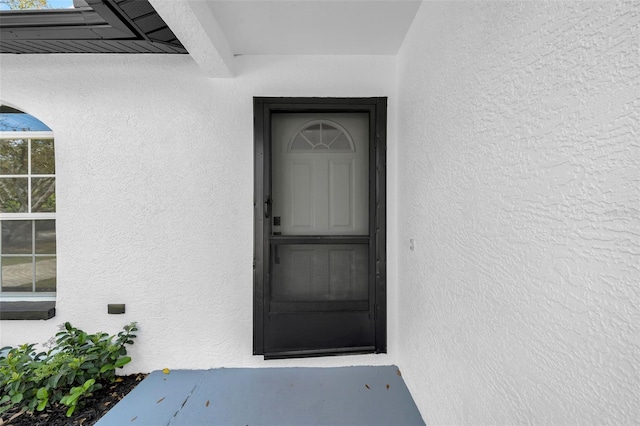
[0,54,399,370]
[2,1,639,423]
[396,1,639,424]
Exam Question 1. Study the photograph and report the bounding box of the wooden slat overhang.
[0,0,187,54]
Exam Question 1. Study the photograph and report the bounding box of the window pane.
[322,125,341,145]
[31,139,55,174]
[291,134,312,150]
[31,177,55,212]
[2,220,32,254]
[35,220,56,254]
[35,256,56,292]
[329,133,351,150]
[0,178,29,212]
[0,140,28,174]
[272,244,368,302]
[301,124,321,145]
[1,256,32,292]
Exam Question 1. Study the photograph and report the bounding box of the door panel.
[271,243,369,302]
[266,312,374,356]
[290,161,313,229]
[328,160,354,230]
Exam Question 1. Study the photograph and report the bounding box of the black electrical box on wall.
[108,304,125,314]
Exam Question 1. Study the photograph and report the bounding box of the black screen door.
[254,98,386,359]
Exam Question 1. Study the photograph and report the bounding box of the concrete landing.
[96,365,425,426]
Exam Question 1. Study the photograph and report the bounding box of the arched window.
[0,104,56,301]
[289,120,355,152]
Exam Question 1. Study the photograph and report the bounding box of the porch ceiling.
[208,0,422,55]
[150,0,422,77]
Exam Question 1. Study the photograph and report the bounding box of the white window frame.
[0,130,56,302]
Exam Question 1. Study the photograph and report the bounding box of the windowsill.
[0,301,56,320]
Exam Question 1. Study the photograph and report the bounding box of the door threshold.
[264,346,376,360]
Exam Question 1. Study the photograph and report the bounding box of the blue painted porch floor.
[96,365,425,426]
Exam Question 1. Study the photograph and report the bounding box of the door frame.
[253,97,387,358]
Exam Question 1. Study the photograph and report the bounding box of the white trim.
[0,213,56,220]
[1,254,56,257]
[0,175,55,178]
[28,138,32,213]
[0,131,53,139]
[0,294,55,301]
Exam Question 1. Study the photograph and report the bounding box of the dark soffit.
[0,0,187,54]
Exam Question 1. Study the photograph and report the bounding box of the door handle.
[264,196,272,219]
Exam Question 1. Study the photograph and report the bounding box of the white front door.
[270,113,369,304]
[272,113,369,236]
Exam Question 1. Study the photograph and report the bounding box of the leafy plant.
[0,322,137,417]
[60,378,95,417]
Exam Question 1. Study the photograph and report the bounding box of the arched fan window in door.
[288,120,355,152]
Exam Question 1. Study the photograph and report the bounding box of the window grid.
[0,222,56,293]
[1,132,56,298]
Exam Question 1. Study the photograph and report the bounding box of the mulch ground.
[0,373,147,426]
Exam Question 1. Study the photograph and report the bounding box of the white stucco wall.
[3,2,639,423]
[0,54,399,370]
[397,1,639,424]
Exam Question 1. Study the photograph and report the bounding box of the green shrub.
[0,321,137,417]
